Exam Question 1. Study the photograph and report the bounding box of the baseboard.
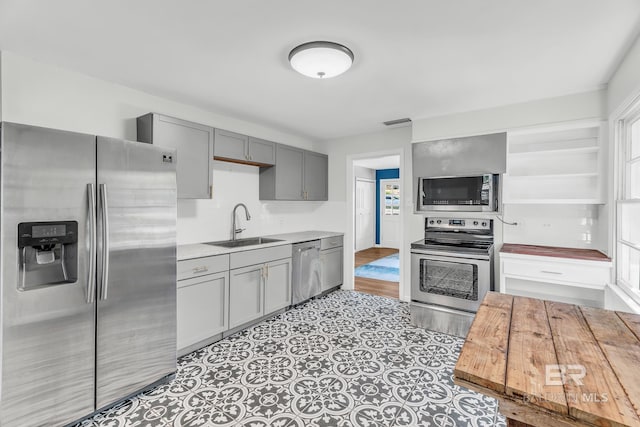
[604,284,640,314]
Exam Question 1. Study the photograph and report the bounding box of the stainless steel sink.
[205,237,283,248]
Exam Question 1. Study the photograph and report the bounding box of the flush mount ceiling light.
[288,41,354,79]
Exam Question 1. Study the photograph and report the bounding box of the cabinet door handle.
[193,266,209,274]
[266,264,269,279]
[540,270,562,275]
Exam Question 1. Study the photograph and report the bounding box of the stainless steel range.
[410,217,494,337]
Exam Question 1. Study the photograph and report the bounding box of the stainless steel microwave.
[417,174,499,212]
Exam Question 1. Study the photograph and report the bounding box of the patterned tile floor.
[76,290,506,427]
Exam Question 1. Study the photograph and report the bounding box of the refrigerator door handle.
[99,183,110,300]
[87,183,97,304]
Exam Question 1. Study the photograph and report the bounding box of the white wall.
[412,90,606,142]
[413,90,609,254]
[321,126,415,300]
[0,51,343,244]
[322,92,609,301]
[354,166,375,180]
[179,161,343,243]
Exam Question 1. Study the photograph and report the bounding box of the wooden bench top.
[454,292,640,427]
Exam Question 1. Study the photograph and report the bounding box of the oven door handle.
[410,250,490,262]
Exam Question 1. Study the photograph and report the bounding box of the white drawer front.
[178,254,230,281]
[230,244,292,270]
[502,259,609,287]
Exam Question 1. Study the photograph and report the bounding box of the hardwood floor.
[354,247,399,299]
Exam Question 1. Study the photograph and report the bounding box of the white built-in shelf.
[507,172,599,179]
[508,146,599,157]
[503,121,605,205]
[504,199,606,205]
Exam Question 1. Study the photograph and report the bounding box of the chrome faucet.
[232,203,251,240]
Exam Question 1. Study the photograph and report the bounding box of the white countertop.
[264,230,344,243]
[177,230,343,261]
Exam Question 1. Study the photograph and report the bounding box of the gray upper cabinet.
[214,129,249,162]
[137,113,213,199]
[259,145,328,201]
[276,145,305,200]
[304,151,328,201]
[214,129,275,166]
[248,137,276,165]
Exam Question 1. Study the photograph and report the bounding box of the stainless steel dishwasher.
[292,240,321,305]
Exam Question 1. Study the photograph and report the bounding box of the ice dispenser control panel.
[18,221,78,291]
[18,221,78,248]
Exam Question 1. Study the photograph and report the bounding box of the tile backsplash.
[501,204,605,251]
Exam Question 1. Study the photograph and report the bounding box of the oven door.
[411,251,490,312]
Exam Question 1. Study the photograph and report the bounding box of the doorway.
[352,155,401,299]
[379,178,400,248]
[355,178,375,251]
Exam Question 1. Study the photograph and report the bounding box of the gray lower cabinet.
[228,263,265,329]
[320,247,343,292]
[176,254,230,356]
[320,236,344,292]
[260,145,328,201]
[229,253,292,329]
[264,258,292,313]
[137,113,213,199]
[177,272,228,354]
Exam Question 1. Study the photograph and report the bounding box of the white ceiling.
[1,1,639,141]
[354,155,400,170]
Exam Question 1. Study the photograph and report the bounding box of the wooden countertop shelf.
[500,243,611,262]
[454,292,640,427]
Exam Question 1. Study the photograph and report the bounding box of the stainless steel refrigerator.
[0,123,178,427]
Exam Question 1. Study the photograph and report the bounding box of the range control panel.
[18,221,78,248]
[425,217,492,231]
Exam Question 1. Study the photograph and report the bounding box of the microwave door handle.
[86,183,97,304]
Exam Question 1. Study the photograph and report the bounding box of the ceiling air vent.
[383,118,412,127]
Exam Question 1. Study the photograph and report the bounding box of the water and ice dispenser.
[18,221,78,290]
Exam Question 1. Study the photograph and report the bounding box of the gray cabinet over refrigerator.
[0,123,177,427]
[137,113,214,199]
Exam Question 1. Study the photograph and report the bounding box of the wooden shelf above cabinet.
[213,155,273,168]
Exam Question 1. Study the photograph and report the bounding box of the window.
[384,183,400,215]
[616,106,640,300]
